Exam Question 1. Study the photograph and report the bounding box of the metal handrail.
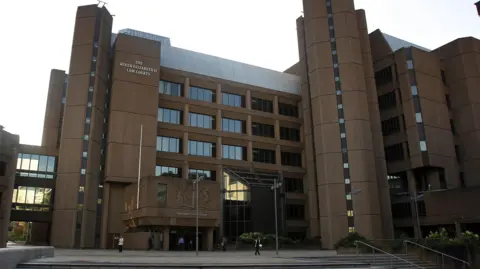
[404,240,469,269]
[355,240,425,269]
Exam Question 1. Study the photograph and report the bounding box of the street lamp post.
[270,178,282,256]
[193,173,204,257]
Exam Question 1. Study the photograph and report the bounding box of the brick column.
[216,84,221,104]
[273,96,279,115]
[247,141,253,162]
[216,110,222,131]
[216,137,222,160]
[246,90,251,109]
[182,162,189,180]
[247,116,252,136]
[275,145,281,166]
[183,133,189,156]
[163,228,170,250]
[274,120,280,140]
[183,104,189,126]
[184,78,190,98]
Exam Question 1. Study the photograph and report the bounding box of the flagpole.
[136,124,143,209]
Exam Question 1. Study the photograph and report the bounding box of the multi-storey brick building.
[3,0,480,250]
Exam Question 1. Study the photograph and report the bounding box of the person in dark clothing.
[148,235,153,250]
[221,237,227,252]
[254,237,261,256]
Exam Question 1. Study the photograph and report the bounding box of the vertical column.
[275,145,281,166]
[163,228,170,250]
[247,141,253,162]
[247,116,252,136]
[246,90,251,109]
[273,96,279,115]
[207,227,214,251]
[356,10,393,239]
[216,110,222,131]
[274,120,280,140]
[182,162,189,180]
[100,183,110,248]
[52,4,113,248]
[216,137,222,160]
[183,133,189,156]
[216,84,222,104]
[183,104,189,126]
[184,78,190,98]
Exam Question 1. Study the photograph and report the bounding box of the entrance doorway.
[169,227,204,251]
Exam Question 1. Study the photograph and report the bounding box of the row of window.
[156,136,302,166]
[12,186,52,205]
[155,166,216,181]
[159,80,299,117]
[16,153,56,173]
[158,107,300,141]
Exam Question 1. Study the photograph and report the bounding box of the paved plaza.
[19,249,371,268]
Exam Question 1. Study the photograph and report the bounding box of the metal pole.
[136,124,143,209]
[196,173,199,257]
[274,178,279,256]
[413,193,422,239]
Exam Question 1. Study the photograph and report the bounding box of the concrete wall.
[0,246,54,269]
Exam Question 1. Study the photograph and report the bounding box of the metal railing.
[404,240,469,269]
[355,240,425,269]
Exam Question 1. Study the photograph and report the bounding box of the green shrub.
[334,232,368,249]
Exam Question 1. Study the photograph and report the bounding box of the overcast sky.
[0,0,479,145]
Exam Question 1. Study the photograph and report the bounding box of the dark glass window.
[375,66,393,86]
[157,184,167,201]
[189,86,215,103]
[384,143,404,162]
[159,80,182,97]
[285,178,303,193]
[286,204,305,220]
[222,145,246,160]
[155,165,181,177]
[280,127,300,141]
[222,92,244,107]
[156,136,181,153]
[252,148,276,164]
[252,122,274,138]
[158,108,182,124]
[281,152,302,167]
[251,97,273,113]
[381,117,400,136]
[11,186,52,205]
[189,169,215,181]
[391,203,411,218]
[188,140,215,157]
[378,91,397,110]
[189,112,215,129]
[222,118,244,133]
[279,103,298,117]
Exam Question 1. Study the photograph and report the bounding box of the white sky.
[0,0,479,145]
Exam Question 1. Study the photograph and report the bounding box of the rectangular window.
[156,136,181,153]
[374,66,393,86]
[188,140,215,157]
[407,60,414,70]
[189,86,215,103]
[251,97,273,113]
[189,112,215,129]
[222,118,244,133]
[222,92,244,107]
[285,178,303,193]
[381,116,400,136]
[281,152,302,167]
[378,91,396,110]
[157,184,167,201]
[253,148,276,164]
[156,165,181,177]
[189,169,215,181]
[0,162,5,176]
[384,143,405,162]
[286,204,305,220]
[420,141,428,152]
[280,127,300,141]
[279,103,299,117]
[158,108,182,124]
[252,122,274,138]
[415,113,423,123]
[222,145,245,160]
[159,80,182,97]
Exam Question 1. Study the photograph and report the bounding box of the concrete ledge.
[0,246,54,269]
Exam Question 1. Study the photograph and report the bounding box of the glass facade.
[222,92,243,107]
[155,165,181,177]
[159,80,182,96]
[222,118,243,133]
[223,172,251,240]
[189,86,214,102]
[158,108,182,124]
[222,145,245,160]
[156,136,181,153]
[188,140,215,157]
[188,169,215,181]
[12,186,52,211]
[189,112,214,129]
[16,153,56,179]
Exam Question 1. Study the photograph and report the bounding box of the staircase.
[297,253,439,269]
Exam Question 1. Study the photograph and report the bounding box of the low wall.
[0,246,54,269]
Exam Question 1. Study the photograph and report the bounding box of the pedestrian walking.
[254,237,261,256]
[118,235,124,252]
[221,237,227,252]
[148,235,153,250]
[178,236,185,251]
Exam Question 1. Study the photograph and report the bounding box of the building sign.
[119,60,158,76]
[176,212,207,217]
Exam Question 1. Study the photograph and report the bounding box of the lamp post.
[136,125,143,209]
[270,178,282,256]
[193,173,205,257]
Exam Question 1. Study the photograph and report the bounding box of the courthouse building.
[3,0,480,250]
